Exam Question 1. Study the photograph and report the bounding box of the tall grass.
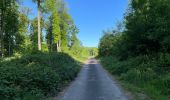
[100,54,170,100]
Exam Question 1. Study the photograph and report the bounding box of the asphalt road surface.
[58,58,130,100]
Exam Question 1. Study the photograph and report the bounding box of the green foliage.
[52,12,61,43]
[0,0,86,100]
[98,31,121,57]
[1,0,83,57]
[100,55,170,99]
[125,0,170,56]
[45,0,74,52]
[16,9,30,53]
[99,0,170,99]
[60,12,71,50]
[0,52,81,99]
[30,17,44,50]
[0,0,19,57]
[99,0,170,59]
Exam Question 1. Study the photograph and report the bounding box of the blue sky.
[23,0,128,47]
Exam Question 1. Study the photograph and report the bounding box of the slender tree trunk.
[0,3,4,58]
[56,40,61,52]
[49,38,53,52]
[59,40,61,52]
[56,42,59,52]
[37,0,41,50]
[0,9,2,57]
[50,44,52,52]
[8,38,11,56]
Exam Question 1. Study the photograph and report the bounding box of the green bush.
[121,68,156,85]
[153,73,170,95]
[0,52,81,99]
[100,54,170,99]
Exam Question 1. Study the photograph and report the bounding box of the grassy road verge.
[100,55,170,100]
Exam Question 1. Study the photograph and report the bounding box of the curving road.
[57,59,130,100]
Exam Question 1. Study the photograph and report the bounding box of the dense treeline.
[0,0,95,99]
[99,0,170,59]
[0,0,19,57]
[0,0,89,57]
[99,0,170,99]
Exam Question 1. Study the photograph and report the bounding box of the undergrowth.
[0,52,81,100]
[100,53,170,100]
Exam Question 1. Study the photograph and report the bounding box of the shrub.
[0,52,81,99]
[121,68,156,85]
[100,54,170,99]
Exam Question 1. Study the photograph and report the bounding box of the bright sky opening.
[23,0,128,47]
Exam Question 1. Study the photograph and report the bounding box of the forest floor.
[55,58,132,100]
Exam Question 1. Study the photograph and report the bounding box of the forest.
[0,0,97,99]
[99,0,170,99]
[1,0,170,100]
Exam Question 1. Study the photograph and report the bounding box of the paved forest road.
[58,58,130,100]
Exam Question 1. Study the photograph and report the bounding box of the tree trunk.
[0,2,4,58]
[8,38,11,56]
[56,40,61,52]
[37,0,41,50]
[0,9,2,57]
[49,39,52,52]
[59,40,61,52]
[56,41,59,52]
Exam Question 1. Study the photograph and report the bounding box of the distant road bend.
[58,58,130,100]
